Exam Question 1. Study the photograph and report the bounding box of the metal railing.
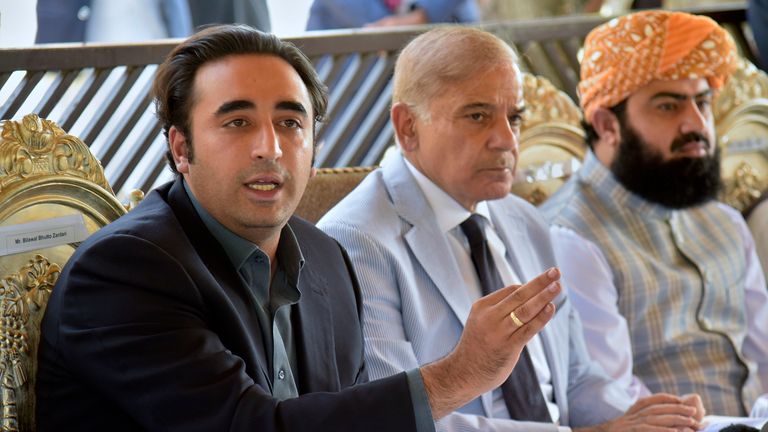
[0,3,754,197]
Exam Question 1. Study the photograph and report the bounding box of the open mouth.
[247,182,279,191]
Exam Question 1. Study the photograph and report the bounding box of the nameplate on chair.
[0,215,89,257]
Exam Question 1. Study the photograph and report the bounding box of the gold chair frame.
[0,114,125,431]
[512,72,587,205]
[714,58,768,212]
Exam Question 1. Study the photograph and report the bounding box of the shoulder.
[539,177,587,221]
[79,183,177,246]
[709,201,752,245]
[290,215,345,253]
[685,201,751,238]
[712,201,748,225]
[289,215,358,276]
[319,168,400,234]
[491,193,551,235]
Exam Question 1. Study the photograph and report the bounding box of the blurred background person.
[35,0,192,43]
[0,0,37,47]
[306,0,479,30]
[479,0,601,20]
[186,0,271,33]
[748,0,767,70]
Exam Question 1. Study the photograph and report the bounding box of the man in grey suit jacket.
[319,26,705,432]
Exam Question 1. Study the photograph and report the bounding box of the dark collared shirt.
[185,181,300,400]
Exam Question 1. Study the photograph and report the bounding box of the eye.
[696,98,712,111]
[468,112,488,122]
[509,114,524,127]
[657,102,678,112]
[225,118,249,128]
[279,118,303,129]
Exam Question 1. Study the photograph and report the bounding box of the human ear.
[169,126,190,174]
[391,102,419,152]
[591,107,621,150]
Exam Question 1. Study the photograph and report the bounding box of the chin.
[482,186,513,202]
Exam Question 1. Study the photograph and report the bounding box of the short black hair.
[152,24,328,173]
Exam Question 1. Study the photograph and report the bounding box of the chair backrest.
[511,72,587,205]
[294,167,376,224]
[0,114,126,431]
[714,58,768,212]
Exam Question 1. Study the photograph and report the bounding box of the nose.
[489,117,520,153]
[250,123,283,161]
[680,99,709,136]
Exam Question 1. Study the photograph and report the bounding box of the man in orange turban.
[542,10,768,417]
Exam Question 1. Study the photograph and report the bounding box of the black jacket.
[37,179,415,431]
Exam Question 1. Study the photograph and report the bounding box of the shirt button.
[278,369,286,380]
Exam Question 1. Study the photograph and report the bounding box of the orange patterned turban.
[578,10,737,123]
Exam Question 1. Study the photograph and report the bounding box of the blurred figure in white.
[479,0,601,20]
[0,0,37,47]
[35,0,192,44]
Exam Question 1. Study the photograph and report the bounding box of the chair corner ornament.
[714,58,768,120]
[0,254,60,431]
[0,114,113,195]
[521,73,583,129]
[722,161,766,211]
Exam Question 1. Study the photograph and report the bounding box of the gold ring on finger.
[509,310,524,328]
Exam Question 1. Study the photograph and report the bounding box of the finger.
[628,393,685,414]
[507,281,562,326]
[610,420,678,432]
[631,402,697,418]
[478,283,522,305]
[639,413,701,430]
[495,267,560,311]
[508,302,556,344]
[484,267,560,307]
[680,393,705,421]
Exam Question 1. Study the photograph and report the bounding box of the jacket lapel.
[489,201,573,419]
[489,203,536,282]
[539,310,569,423]
[292,260,335,393]
[382,154,474,325]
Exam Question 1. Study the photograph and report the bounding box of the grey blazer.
[319,152,633,431]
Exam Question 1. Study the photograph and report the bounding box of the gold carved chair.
[294,167,375,224]
[714,58,768,212]
[511,72,587,205]
[0,114,126,431]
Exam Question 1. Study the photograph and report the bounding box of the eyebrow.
[276,100,308,116]
[215,100,255,116]
[214,99,309,117]
[650,89,713,101]
[459,102,527,112]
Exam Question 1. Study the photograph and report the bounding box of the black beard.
[609,122,722,209]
